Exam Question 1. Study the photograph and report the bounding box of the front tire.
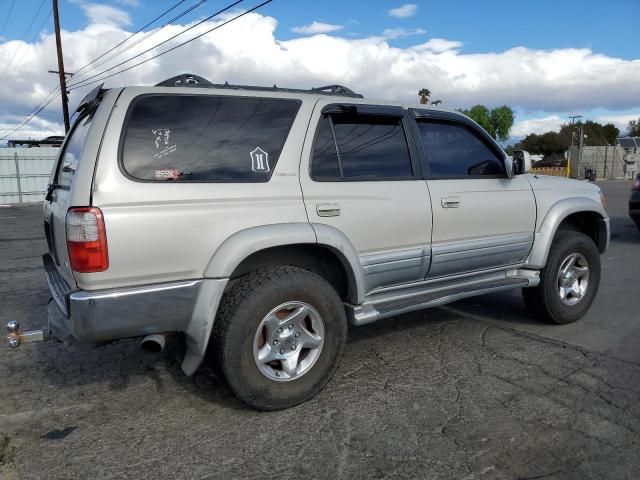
[212,266,347,410]
[523,231,601,324]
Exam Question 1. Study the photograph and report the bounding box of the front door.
[411,112,536,278]
[300,102,432,292]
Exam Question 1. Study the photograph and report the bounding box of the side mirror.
[512,150,532,175]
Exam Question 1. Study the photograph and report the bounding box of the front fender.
[525,196,608,268]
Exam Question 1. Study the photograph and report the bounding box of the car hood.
[525,174,601,195]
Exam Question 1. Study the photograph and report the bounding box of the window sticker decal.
[154,168,181,180]
[250,147,270,173]
[152,128,177,159]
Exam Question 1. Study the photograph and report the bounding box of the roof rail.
[155,73,363,98]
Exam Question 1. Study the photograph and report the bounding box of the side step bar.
[348,270,538,326]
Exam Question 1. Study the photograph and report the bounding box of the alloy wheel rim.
[556,252,590,306]
[252,301,325,382]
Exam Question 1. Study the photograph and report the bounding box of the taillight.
[633,174,640,191]
[66,207,108,272]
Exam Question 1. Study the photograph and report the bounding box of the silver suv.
[21,74,610,410]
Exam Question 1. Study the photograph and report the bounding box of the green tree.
[458,105,515,142]
[558,121,620,146]
[515,132,565,156]
[628,119,640,136]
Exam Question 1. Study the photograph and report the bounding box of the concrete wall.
[0,148,58,204]
[568,145,636,180]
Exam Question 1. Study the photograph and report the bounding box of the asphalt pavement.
[0,180,638,480]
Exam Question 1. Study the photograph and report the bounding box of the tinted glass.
[56,113,94,188]
[122,95,300,182]
[311,117,341,179]
[416,121,505,177]
[311,114,413,180]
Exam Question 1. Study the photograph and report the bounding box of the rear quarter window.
[55,113,94,188]
[120,94,300,182]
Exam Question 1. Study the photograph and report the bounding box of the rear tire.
[212,266,347,410]
[522,231,600,324]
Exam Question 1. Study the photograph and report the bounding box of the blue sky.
[0,0,638,140]
[2,0,638,59]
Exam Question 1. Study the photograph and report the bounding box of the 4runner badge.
[250,147,270,173]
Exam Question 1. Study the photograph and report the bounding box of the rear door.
[410,110,536,278]
[300,101,432,292]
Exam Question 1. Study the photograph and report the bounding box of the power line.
[68,0,247,89]
[0,0,47,82]
[71,0,194,81]
[11,9,53,70]
[2,0,274,139]
[1,0,193,139]
[0,91,60,140]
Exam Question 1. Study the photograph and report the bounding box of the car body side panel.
[298,98,433,295]
[43,88,123,288]
[425,176,536,277]
[86,87,315,291]
[524,174,608,268]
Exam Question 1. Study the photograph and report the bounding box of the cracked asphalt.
[1,181,639,480]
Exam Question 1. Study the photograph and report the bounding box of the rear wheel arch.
[228,243,358,303]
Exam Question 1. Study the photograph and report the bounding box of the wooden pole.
[52,0,70,133]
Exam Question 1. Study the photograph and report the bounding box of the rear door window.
[311,113,413,181]
[121,95,300,182]
[55,113,94,188]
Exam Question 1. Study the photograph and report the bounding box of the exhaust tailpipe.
[141,333,166,353]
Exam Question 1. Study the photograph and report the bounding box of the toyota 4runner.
[9,74,610,410]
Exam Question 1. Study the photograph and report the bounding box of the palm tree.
[419,88,431,105]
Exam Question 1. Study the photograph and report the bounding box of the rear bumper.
[44,254,201,343]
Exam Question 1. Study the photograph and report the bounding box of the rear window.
[55,113,94,188]
[121,95,300,182]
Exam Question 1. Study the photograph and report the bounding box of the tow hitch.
[6,321,48,348]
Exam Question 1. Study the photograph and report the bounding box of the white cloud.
[511,115,565,137]
[81,4,132,27]
[594,113,639,133]
[388,4,418,18]
[382,27,426,40]
[0,11,639,140]
[412,38,463,53]
[291,21,343,35]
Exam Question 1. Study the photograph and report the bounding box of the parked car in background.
[8,73,610,410]
[630,173,640,230]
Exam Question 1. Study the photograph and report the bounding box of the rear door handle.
[441,196,460,208]
[317,203,341,217]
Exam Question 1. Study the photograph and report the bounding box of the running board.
[348,272,536,326]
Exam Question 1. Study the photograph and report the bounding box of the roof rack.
[155,73,363,98]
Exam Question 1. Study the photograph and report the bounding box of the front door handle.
[441,196,460,208]
[317,203,341,217]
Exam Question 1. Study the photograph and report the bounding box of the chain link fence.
[0,148,58,204]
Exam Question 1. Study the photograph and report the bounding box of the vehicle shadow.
[609,215,640,245]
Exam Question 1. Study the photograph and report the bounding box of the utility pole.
[52,0,70,133]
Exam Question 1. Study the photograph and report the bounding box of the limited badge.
[250,147,270,173]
